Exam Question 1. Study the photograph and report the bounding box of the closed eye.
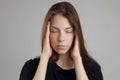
[50,28,59,33]
[65,28,74,33]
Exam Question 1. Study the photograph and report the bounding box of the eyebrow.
[50,26,59,29]
[65,27,73,30]
[51,26,73,30]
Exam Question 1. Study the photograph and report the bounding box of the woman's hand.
[41,22,52,59]
[71,32,89,80]
[71,32,82,61]
[33,22,52,80]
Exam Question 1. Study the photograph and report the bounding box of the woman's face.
[50,14,74,55]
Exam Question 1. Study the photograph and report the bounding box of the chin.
[55,49,69,55]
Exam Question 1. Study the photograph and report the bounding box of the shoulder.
[84,62,101,73]
[21,57,40,71]
[20,58,40,79]
[25,57,39,65]
[23,57,40,70]
[84,62,103,80]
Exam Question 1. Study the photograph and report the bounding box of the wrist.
[40,53,50,61]
[73,55,82,63]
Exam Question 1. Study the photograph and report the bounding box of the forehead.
[51,14,72,29]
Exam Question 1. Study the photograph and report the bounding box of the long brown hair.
[41,1,96,65]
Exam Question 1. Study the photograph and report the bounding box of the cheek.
[68,34,74,39]
[50,34,57,47]
[66,34,74,45]
[50,34,56,41]
[66,34,74,41]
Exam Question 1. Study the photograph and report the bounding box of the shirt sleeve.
[86,63,103,80]
[19,59,36,80]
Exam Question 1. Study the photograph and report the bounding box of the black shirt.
[20,58,103,80]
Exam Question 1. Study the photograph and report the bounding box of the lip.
[57,45,67,48]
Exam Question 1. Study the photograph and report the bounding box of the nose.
[57,32,65,42]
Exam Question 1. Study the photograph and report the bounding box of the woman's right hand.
[33,22,52,80]
[41,22,52,59]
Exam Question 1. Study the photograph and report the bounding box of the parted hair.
[41,1,97,65]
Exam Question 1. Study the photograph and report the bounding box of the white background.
[0,0,120,80]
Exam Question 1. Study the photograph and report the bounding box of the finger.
[46,22,50,37]
[75,32,78,45]
[44,22,50,44]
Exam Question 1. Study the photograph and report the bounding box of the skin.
[50,14,74,55]
[33,14,89,80]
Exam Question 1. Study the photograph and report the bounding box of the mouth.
[56,45,67,49]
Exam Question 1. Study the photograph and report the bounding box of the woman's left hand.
[71,32,82,61]
[71,32,89,80]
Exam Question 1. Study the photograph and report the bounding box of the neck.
[56,52,74,69]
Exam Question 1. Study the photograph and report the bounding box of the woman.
[20,1,103,80]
